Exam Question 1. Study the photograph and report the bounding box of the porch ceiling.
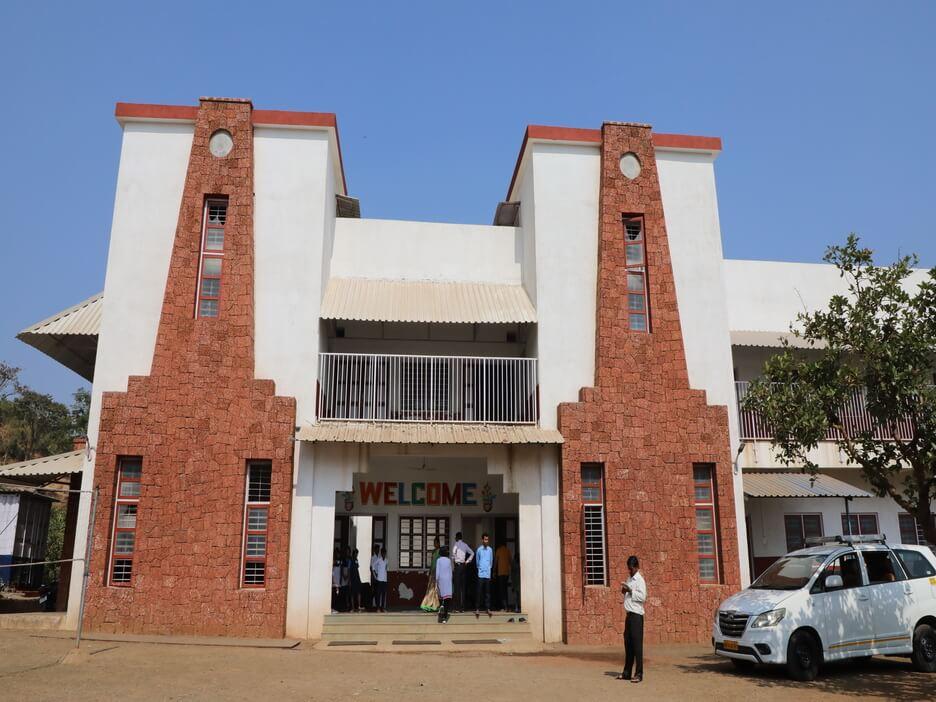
[297,422,563,444]
[743,471,872,499]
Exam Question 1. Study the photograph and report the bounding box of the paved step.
[323,628,533,640]
[0,612,66,631]
[324,612,526,625]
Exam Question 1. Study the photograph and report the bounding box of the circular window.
[619,152,641,179]
[209,130,234,158]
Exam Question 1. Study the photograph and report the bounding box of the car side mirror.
[824,574,844,591]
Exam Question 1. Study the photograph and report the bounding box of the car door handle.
[857,593,870,601]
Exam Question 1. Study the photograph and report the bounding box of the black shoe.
[615,673,630,681]
[631,675,642,684]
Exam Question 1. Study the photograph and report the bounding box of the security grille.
[242,461,272,587]
[583,504,607,586]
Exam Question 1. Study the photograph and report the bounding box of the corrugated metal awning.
[0,451,85,479]
[17,293,103,381]
[297,422,563,444]
[743,472,872,498]
[730,330,826,349]
[320,278,537,324]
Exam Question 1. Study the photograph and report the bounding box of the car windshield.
[750,554,828,590]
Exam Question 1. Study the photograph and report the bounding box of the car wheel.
[730,659,756,673]
[786,630,821,682]
[911,623,936,673]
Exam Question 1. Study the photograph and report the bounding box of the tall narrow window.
[196,197,228,318]
[109,457,142,586]
[582,463,607,586]
[623,215,649,332]
[242,461,271,588]
[693,464,721,583]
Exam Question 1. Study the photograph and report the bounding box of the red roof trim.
[115,103,198,121]
[506,125,722,199]
[652,133,722,152]
[113,103,348,195]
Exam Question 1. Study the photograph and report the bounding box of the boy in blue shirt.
[474,533,494,618]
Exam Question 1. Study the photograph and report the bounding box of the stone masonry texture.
[83,99,296,637]
[558,123,740,645]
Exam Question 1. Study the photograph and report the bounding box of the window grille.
[398,516,450,570]
[841,512,878,537]
[109,458,142,586]
[582,463,607,586]
[783,513,823,552]
[693,464,721,583]
[622,215,649,332]
[242,461,272,587]
[196,197,228,318]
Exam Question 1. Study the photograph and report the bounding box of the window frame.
[783,513,824,552]
[581,462,608,587]
[108,457,142,587]
[195,196,228,319]
[693,464,721,584]
[397,516,450,570]
[622,215,650,333]
[898,513,935,545]
[841,512,879,537]
[241,460,272,589]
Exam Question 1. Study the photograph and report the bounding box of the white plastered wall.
[65,121,194,628]
[657,148,751,586]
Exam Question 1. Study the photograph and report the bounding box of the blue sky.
[1,1,934,402]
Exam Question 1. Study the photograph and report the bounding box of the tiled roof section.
[320,278,537,324]
[19,292,103,337]
[730,330,827,349]
[0,450,85,478]
[297,422,563,444]
[743,472,872,499]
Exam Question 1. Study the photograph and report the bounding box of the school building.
[9,96,931,645]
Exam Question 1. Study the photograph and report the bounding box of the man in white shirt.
[451,532,474,612]
[617,555,647,683]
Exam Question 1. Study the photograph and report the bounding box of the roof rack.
[804,534,888,547]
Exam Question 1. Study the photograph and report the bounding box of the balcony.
[317,353,539,424]
[735,381,915,441]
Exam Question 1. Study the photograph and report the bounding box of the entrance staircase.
[318,611,538,652]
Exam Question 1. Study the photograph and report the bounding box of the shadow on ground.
[678,653,934,700]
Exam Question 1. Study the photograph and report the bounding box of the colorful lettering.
[412,482,425,505]
[442,482,461,506]
[360,482,382,505]
[384,482,397,505]
[462,482,477,506]
[426,482,441,505]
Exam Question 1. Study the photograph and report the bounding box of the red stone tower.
[84,98,296,637]
[558,123,740,644]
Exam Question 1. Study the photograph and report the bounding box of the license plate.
[723,639,739,651]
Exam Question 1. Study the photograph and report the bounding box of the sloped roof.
[743,472,872,499]
[17,293,103,380]
[320,278,537,324]
[730,330,827,349]
[297,422,563,444]
[0,451,85,479]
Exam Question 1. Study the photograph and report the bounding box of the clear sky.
[1,1,934,402]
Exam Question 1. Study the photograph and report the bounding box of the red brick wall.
[558,123,740,644]
[83,98,296,638]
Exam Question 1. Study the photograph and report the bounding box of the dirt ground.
[0,630,933,701]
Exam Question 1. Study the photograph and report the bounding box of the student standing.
[617,555,647,684]
[435,545,453,623]
[349,548,363,612]
[369,544,381,610]
[494,542,512,611]
[474,533,494,618]
[451,532,474,612]
[373,547,389,612]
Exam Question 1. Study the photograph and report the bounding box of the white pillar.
[539,446,563,642]
[514,447,545,642]
[353,516,373,584]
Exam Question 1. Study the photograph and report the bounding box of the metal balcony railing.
[317,353,539,424]
[735,381,915,441]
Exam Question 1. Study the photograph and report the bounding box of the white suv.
[713,537,936,681]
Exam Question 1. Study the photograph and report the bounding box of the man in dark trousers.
[617,555,647,683]
[451,531,474,612]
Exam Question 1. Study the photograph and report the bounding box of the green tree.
[44,504,66,583]
[743,235,936,545]
[70,387,90,436]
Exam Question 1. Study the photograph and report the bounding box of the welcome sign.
[352,481,497,511]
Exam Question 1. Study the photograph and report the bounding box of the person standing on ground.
[617,555,646,684]
[494,541,512,611]
[451,532,474,612]
[474,533,494,618]
[349,548,363,612]
[510,552,521,613]
[369,544,381,610]
[420,536,441,612]
[435,544,454,623]
[373,546,389,612]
